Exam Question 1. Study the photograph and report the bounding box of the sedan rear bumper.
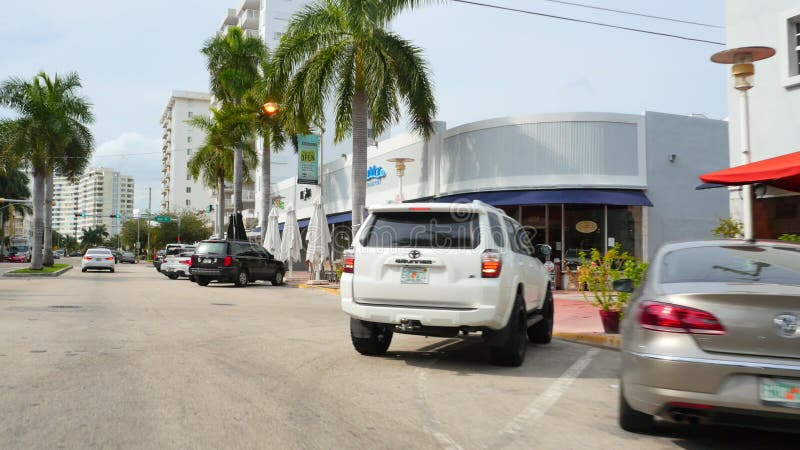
[622,351,800,420]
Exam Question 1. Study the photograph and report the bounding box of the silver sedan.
[81,248,116,273]
[616,239,800,433]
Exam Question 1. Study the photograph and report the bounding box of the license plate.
[94,258,102,261]
[203,258,212,264]
[401,267,429,284]
[760,378,800,408]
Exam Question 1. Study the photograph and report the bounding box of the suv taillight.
[223,256,232,267]
[481,249,502,278]
[343,250,355,274]
[639,301,725,335]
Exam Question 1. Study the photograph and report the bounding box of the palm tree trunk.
[260,135,271,243]
[30,167,45,270]
[217,176,226,238]
[43,172,54,266]
[351,90,369,235]
[233,147,243,213]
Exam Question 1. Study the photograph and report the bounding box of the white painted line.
[499,348,600,438]
[416,365,464,450]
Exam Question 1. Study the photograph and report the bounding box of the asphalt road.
[0,259,794,449]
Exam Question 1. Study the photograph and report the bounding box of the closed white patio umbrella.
[306,199,331,282]
[262,208,282,260]
[280,204,303,279]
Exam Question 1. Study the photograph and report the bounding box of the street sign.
[154,216,172,223]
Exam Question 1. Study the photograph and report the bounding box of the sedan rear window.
[661,245,800,285]
[362,211,480,249]
[196,242,228,255]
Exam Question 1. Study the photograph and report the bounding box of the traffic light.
[109,214,121,218]
[300,188,312,200]
[74,212,85,217]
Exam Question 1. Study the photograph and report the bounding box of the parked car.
[190,240,285,287]
[120,251,136,264]
[616,239,800,433]
[7,251,30,263]
[53,249,65,259]
[153,250,166,271]
[340,201,553,367]
[161,250,195,280]
[81,248,116,273]
[68,251,81,257]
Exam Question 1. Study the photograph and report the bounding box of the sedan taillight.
[106,257,114,261]
[481,249,502,278]
[639,301,726,335]
[179,259,192,266]
[83,256,91,261]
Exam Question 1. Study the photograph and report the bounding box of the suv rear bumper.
[190,267,237,281]
[341,296,505,330]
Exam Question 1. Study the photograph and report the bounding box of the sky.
[0,0,727,211]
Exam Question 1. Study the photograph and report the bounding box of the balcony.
[238,8,259,30]
[244,29,260,39]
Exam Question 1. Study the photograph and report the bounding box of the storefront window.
[520,205,547,246]
[563,205,605,269]
[607,205,641,259]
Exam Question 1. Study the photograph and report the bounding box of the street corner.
[553,331,621,351]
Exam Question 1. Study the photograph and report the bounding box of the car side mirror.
[535,244,552,258]
[612,278,634,293]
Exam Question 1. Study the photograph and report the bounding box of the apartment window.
[186,187,191,194]
[187,148,192,156]
[782,12,800,87]
[274,32,284,41]
[794,21,800,76]
[186,173,192,181]
[186,199,191,206]
[188,111,194,118]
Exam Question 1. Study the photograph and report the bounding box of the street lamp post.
[711,46,775,240]
[387,158,415,202]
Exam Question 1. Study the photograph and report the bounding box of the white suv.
[340,201,554,366]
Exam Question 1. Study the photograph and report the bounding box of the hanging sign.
[575,220,598,234]
[297,134,319,185]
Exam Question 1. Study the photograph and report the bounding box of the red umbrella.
[699,151,800,192]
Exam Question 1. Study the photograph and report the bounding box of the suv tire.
[235,269,249,288]
[528,288,554,344]
[619,386,654,433]
[196,277,210,286]
[489,293,527,367]
[350,321,393,356]
[272,271,284,286]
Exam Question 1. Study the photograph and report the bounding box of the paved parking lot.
[0,261,795,449]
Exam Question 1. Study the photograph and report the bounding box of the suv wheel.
[272,271,284,286]
[235,270,249,287]
[196,277,210,286]
[619,385,654,433]
[528,288,554,344]
[489,293,527,367]
[350,320,393,356]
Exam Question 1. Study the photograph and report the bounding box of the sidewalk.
[286,280,620,350]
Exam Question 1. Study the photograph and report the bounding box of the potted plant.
[577,245,648,333]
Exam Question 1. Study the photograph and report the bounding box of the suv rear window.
[196,242,228,255]
[661,245,800,285]
[362,211,480,249]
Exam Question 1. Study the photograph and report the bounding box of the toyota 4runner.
[340,201,554,366]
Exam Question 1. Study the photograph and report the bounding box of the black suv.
[190,239,285,287]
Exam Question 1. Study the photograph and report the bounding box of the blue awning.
[327,212,352,224]
[432,189,653,207]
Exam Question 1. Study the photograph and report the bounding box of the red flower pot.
[599,310,621,334]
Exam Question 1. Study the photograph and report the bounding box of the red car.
[7,252,30,263]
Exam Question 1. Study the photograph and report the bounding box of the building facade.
[52,168,135,239]
[724,0,800,237]
[269,112,729,282]
[160,91,214,213]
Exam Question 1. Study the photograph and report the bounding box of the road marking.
[415,352,464,450]
[499,348,599,439]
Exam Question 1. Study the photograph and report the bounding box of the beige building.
[52,168,135,240]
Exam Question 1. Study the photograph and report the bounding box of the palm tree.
[0,168,32,258]
[80,224,108,249]
[0,71,94,270]
[187,106,256,237]
[273,0,438,232]
[201,27,268,214]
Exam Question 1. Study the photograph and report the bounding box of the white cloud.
[90,132,162,211]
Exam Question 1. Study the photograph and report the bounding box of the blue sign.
[366,165,386,188]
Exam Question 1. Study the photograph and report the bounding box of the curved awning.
[699,151,800,193]
[432,188,653,207]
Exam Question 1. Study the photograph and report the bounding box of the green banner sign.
[154,215,172,223]
[297,134,319,185]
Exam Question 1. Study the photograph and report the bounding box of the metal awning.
[432,188,653,207]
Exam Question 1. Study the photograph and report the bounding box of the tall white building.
[52,168,135,239]
[160,91,214,213]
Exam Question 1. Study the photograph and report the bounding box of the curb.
[553,331,621,351]
[3,265,73,278]
[293,283,340,296]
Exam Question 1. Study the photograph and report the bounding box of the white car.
[81,248,116,273]
[160,250,195,280]
[340,201,553,366]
